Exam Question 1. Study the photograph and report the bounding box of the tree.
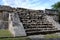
[52,2,60,9]
[52,2,60,23]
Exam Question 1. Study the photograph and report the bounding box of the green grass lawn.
[45,34,60,39]
[0,29,31,40]
[0,37,31,40]
[0,29,12,37]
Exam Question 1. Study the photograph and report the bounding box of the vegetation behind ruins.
[52,2,60,23]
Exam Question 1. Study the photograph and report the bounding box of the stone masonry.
[0,5,60,36]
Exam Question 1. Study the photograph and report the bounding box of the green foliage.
[52,2,60,9]
[52,2,60,23]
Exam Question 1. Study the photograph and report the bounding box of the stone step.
[25,28,57,32]
[21,19,41,21]
[26,30,58,34]
[24,26,53,28]
[26,30,60,36]
[22,23,42,25]
[23,24,54,29]
[24,25,54,29]
[22,22,52,24]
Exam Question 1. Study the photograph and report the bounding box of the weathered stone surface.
[9,13,26,36]
[0,5,60,37]
[17,9,59,36]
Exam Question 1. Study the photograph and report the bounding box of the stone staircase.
[18,11,58,36]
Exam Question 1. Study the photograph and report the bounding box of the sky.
[0,0,60,10]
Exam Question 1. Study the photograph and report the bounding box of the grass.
[45,34,60,39]
[0,29,12,37]
[0,29,31,40]
[0,37,31,40]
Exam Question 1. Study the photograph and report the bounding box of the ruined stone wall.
[45,9,59,22]
[0,5,59,29]
[0,11,9,29]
